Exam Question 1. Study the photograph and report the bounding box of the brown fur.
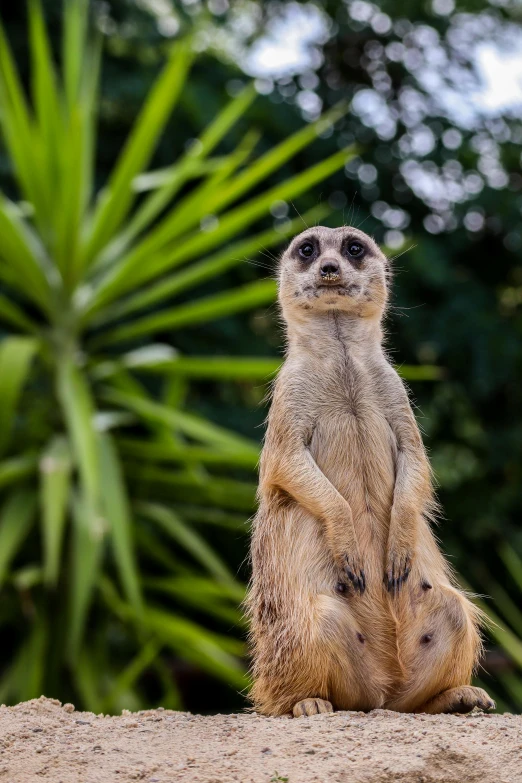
[246,226,493,717]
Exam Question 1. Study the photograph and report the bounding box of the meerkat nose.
[320,260,340,279]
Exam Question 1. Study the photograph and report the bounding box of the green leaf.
[132,157,227,193]
[145,575,244,624]
[144,606,246,687]
[496,672,522,712]
[94,278,277,346]
[40,435,72,586]
[0,336,38,457]
[138,501,235,584]
[135,526,184,574]
[0,489,37,587]
[12,565,42,590]
[196,83,257,158]
[0,454,38,489]
[101,386,259,455]
[117,438,259,469]
[97,432,143,614]
[84,38,193,262]
[57,356,99,502]
[68,492,105,660]
[128,466,256,512]
[0,196,53,313]
[0,292,39,333]
[100,577,245,688]
[28,0,63,219]
[55,105,90,287]
[102,84,257,262]
[498,542,522,593]
[155,129,260,244]
[471,594,522,669]
[124,355,282,381]
[175,504,249,531]
[62,0,89,109]
[0,22,47,221]
[58,359,104,659]
[397,364,442,381]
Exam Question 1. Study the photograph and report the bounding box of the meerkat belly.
[310,408,397,532]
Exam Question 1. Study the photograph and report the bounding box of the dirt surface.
[0,697,521,783]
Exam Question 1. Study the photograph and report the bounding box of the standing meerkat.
[246,225,495,717]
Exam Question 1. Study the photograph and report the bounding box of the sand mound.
[0,697,519,782]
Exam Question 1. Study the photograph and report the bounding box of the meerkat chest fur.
[260,225,412,550]
[284,312,398,540]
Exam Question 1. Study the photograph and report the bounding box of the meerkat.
[246,225,495,718]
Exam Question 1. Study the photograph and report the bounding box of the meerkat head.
[278,226,389,322]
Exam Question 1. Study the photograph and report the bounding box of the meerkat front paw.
[384,548,412,594]
[343,554,366,594]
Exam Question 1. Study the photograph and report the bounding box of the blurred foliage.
[0,0,521,712]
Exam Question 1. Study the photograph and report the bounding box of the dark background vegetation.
[1,0,521,713]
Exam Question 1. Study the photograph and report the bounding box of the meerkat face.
[278,226,389,320]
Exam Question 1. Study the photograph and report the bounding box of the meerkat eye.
[346,241,365,259]
[298,242,316,260]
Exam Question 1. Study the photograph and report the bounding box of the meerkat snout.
[278,225,389,320]
[320,259,340,282]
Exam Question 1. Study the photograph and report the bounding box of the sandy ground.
[0,697,521,783]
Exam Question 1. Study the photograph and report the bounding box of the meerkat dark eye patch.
[298,240,318,261]
[342,239,365,264]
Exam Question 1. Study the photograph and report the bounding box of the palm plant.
[464,543,522,713]
[0,0,357,711]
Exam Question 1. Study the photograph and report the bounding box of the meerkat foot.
[293,698,334,717]
[343,555,366,594]
[384,550,412,594]
[415,686,495,715]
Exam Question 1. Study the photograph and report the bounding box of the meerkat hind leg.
[415,685,495,715]
[293,698,333,717]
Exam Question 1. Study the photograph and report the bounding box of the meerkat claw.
[344,559,366,594]
[385,555,411,594]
